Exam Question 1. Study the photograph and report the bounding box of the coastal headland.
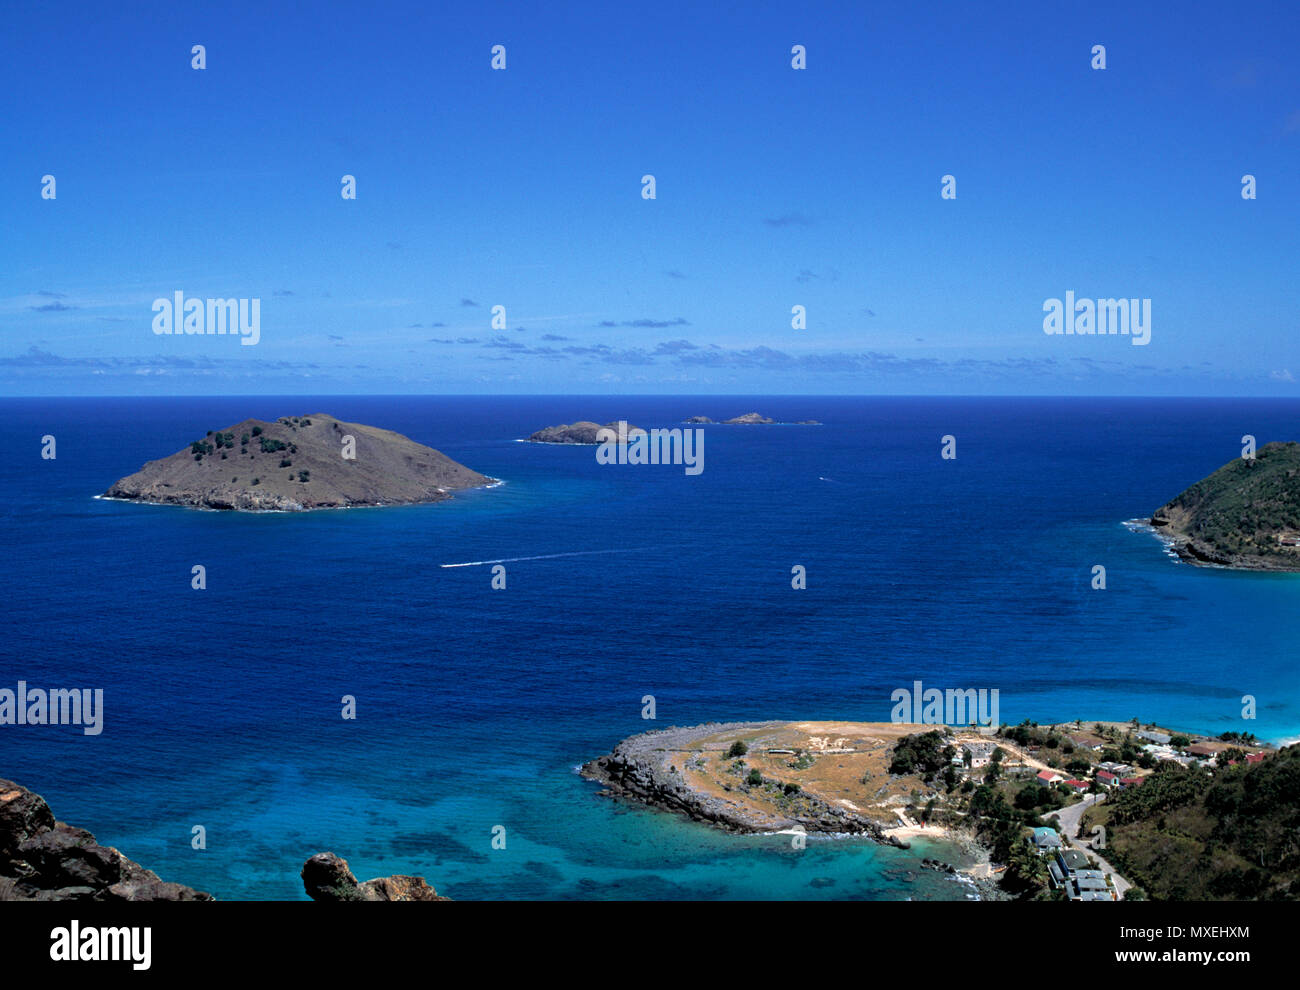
[583,718,1284,900]
[582,720,972,842]
[1149,440,1300,571]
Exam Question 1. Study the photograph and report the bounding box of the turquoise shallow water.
[2,395,1298,898]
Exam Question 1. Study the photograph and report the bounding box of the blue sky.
[2,0,1297,395]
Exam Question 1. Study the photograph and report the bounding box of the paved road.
[1043,793,1132,898]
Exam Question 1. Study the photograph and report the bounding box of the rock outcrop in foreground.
[0,779,212,901]
[104,413,493,511]
[301,852,449,901]
[525,421,644,444]
[1150,440,1300,570]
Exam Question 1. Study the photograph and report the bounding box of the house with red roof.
[1063,779,1090,793]
[1095,770,1118,787]
[1228,752,1269,767]
[1036,770,1063,787]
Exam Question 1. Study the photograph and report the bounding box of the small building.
[1036,770,1063,787]
[1029,827,1063,853]
[1136,730,1171,745]
[1186,742,1222,758]
[1049,851,1084,891]
[1062,778,1090,793]
[1048,860,1069,889]
[1098,762,1131,775]
[1095,770,1118,788]
[1069,870,1115,901]
[962,741,996,768]
[1056,849,1092,873]
[1117,776,1144,789]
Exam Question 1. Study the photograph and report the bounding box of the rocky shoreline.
[0,778,212,901]
[581,722,908,842]
[2,776,452,903]
[300,851,449,901]
[581,721,1012,899]
[1147,522,1296,570]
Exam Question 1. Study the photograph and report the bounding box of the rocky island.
[301,851,449,902]
[103,413,493,511]
[683,412,821,425]
[0,777,212,901]
[1149,440,1300,570]
[524,421,644,444]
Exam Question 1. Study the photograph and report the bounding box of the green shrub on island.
[966,785,1023,862]
[1002,839,1052,899]
[1014,783,1067,812]
[788,749,815,770]
[726,740,748,758]
[889,730,951,779]
[745,769,762,786]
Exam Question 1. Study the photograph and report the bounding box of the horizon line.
[4,393,1300,401]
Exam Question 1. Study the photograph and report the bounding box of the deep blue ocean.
[3,395,1298,900]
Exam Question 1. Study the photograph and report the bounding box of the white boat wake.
[440,548,649,568]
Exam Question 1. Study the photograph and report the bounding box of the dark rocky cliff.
[0,778,212,901]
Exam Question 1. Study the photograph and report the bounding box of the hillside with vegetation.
[1083,745,1300,900]
[1151,441,1300,569]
